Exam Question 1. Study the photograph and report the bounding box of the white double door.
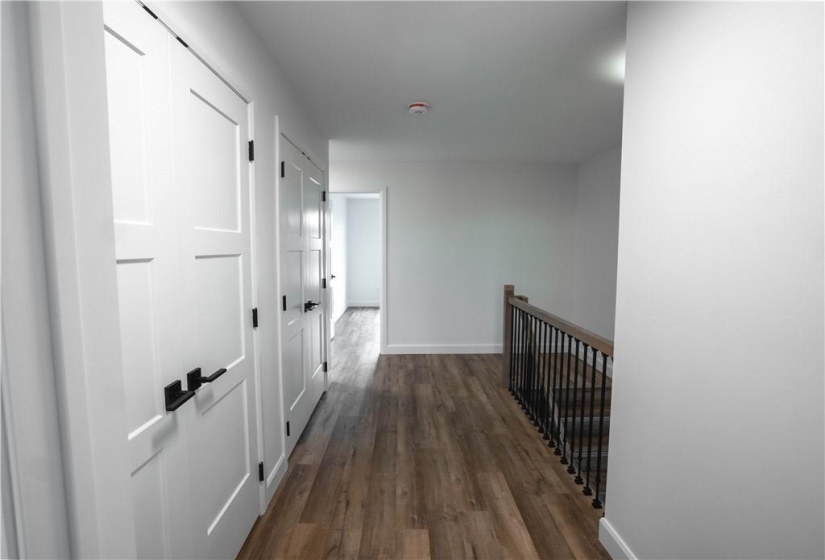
[103,3,260,558]
[280,139,327,455]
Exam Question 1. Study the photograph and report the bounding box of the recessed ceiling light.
[407,102,430,115]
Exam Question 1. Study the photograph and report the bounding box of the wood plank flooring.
[239,308,609,560]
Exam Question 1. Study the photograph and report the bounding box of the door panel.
[172,43,259,560]
[130,456,167,560]
[194,255,245,370]
[284,330,306,409]
[116,261,162,435]
[189,92,241,232]
[104,25,151,225]
[103,3,192,559]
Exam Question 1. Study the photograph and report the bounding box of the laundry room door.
[103,3,261,559]
[102,3,194,558]
[280,139,327,455]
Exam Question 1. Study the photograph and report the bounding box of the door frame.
[327,186,388,355]
[28,3,136,557]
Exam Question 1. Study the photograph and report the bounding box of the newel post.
[503,284,515,387]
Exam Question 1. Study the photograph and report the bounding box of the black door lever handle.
[304,300,320,312]
[187,367,227,391]
[165,380,195,412]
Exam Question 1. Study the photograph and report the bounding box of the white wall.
[346,198,381,307]
[330,194,348,323]
[331,162,577,353]
[1,4,71,557]
[603,3,824,560]
[572,146,621,340]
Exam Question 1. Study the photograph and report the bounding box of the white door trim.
[28,3,137,557]
[328,186,388,354]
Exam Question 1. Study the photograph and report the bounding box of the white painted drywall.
[330,194,349,323]
[1,4,71,557]
[331,162,577,352]
[149,0,328,505]
[572,146,621,341]
[346,198,381,307]
[604,3,824,559]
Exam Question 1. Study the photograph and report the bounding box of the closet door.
[103,4,194,558]
[171,39,261,560]
[280,140,326,455]
[104,3,261,558]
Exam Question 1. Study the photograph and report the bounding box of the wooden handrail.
[506,295,614,358]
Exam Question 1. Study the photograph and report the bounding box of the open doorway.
[327,188,387,365]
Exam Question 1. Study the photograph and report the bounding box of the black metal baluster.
[536,320,547,435]
[575,343,590,485]
[520,312,529,410]
[516,309,526,408]
[545,325,556,447]
[528,315,539,422]
[558,333,569,463]
[521,313,530,412]
[592,352,609,509]
[514,308,522,402]
[553,327,563,455]
[583,346,598,497]
[561,333,574,466]
[568,340,581,475]
[542,321,552,442]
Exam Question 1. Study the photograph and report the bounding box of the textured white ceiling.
[237,2,627,164]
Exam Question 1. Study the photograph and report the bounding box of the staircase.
[502,285,614,508]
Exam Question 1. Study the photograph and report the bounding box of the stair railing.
[502,284,614,508]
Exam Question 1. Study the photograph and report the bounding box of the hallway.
[239,308,608,559]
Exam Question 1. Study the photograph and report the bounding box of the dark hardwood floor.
[239,308,609,559]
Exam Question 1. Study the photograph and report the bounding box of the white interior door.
[280,139,327,455]
[171,38,261,560]
[104,3,260,558]
[103,4,193,558]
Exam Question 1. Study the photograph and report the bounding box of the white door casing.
[104,3,260,558]
[280,138,327,456]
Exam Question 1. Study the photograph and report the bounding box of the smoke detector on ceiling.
[407,102,430,115]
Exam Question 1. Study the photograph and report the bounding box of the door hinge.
[258,462,264,482]
[248,140,255,162]
[280,161,285,178]
[252,308,258,328]
[286,421,290,437]
[323,361,328,373]
[322,191,327,202]
[322,278,327,289]
[282,295,287,311]
[176,36,189,49]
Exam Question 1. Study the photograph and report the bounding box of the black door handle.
[304,300,320,312]
[164,380,195,412]
[187,367,227,391]
[330,275,336,279]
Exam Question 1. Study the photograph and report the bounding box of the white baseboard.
[383,344,503,355]
[347,301,379,308]
[599,518,637,560]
